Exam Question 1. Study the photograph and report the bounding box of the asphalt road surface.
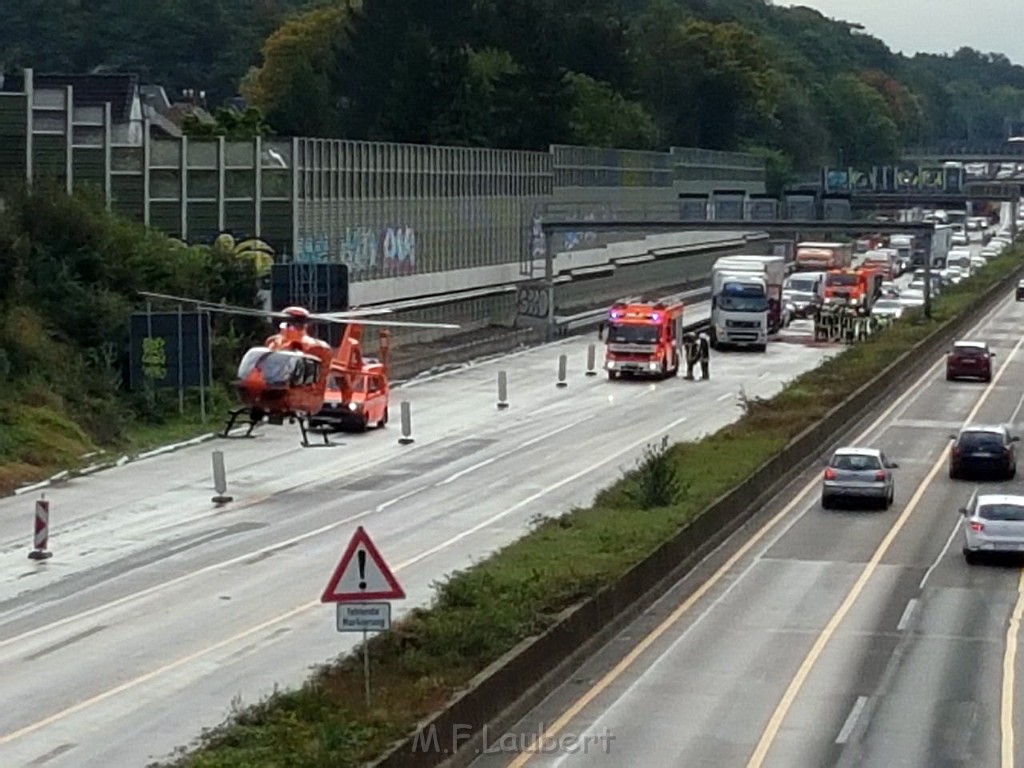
[472,249,1024,768]
[0,299,839,767]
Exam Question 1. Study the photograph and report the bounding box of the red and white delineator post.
[28,494,52,560]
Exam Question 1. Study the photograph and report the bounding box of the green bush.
[159,247,1023,768]
[0,183,264,492]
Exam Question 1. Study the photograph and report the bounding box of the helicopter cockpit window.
[236,347,274,380]
[236,349,300,386]
[261,352,301,386]
[289,356,320,386]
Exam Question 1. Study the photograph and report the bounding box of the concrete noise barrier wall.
[371,256,1024,768]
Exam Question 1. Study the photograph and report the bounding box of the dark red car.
[946,340,994,382]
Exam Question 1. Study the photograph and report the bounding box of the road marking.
[0,417,598,651]
[377,488,421,512]
[717,392,734,402]
[896,599,918,631]
[919,517,963,590]
[436,416,595,486]
[0,415,697,745]
[502,317,973,768]
[745,331,1024,768]
[4,294,1012,748]
[1002,569,1024,768]
[1010,388,1024,426]
[835,696,869,744]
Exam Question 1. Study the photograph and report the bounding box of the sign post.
[321,526,405,707]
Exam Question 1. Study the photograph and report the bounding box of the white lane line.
[717,392,734,402]
[1009,388,1024,426]
[400,415,690,570]
[919,517,963,590]
[0,415,697,745]
[0,506,371,651]
[376,488,422,512]
[436,415,597,487]
[835,696,869,744]
[514,296,1019,764]
[896,599,918,631]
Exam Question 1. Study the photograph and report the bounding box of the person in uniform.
[698,332,710,380]
[683,332,698,380]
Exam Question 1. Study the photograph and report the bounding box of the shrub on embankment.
[0,183,263,494]
[159,246,1024,768]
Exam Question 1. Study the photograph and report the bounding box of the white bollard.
[399,401,414,444]
[497,370,509,410]
[586,344,597,376]
[211,450,234,505]
[28,494,52,560]
[557,354,568,388]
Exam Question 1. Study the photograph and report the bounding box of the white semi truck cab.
[710,268,769,351]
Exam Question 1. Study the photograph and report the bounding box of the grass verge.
[0,386,236,497]
[142,248,1014,767]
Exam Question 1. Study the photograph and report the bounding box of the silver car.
[871,298,904,321]
[821,447,898,509]
[961,492,1024,563]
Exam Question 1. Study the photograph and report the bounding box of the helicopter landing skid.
[222,408,262,438]
[296,416,333,448]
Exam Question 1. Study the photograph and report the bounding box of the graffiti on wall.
[296,226,418,275]
[339,225,417,275]
[297,236,330,263]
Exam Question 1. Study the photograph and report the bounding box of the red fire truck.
[603,299,684,379]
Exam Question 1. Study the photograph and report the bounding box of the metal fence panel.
[293,138,554,280]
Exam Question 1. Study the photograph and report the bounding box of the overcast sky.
[770,1,1024,66]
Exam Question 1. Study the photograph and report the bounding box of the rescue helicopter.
[138,291,459,446]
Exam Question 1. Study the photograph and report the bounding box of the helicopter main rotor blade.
[139,292,459,329]
[343,319,462,329]
[138,291,292,320]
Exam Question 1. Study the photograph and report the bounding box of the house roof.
[2,72,138,122]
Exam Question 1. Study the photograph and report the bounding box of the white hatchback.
[961,493,1024,563]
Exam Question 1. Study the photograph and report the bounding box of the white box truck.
[710,255,787,351]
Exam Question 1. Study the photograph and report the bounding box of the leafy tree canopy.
[5,0,1024,168]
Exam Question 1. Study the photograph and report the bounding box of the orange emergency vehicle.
[603,299,684,379]
[822,266,884,314]
[308,327,391,431]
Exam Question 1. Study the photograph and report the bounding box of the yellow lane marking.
[745,331,1024,768]
[503,327,964,768]
[1002,569,1024,768]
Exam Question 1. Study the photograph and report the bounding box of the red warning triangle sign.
[321,526,405,603]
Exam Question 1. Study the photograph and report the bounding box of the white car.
[941,268,963,285]
[952,232,969,246]
[871,298,904,321]
[961,492,1024,563]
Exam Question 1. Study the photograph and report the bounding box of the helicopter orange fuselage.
[233,320,333,421]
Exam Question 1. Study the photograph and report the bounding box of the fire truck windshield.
[607,323,659,344]
[826,273,859,287]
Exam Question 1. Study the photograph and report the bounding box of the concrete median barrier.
[372,258,1024,768]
